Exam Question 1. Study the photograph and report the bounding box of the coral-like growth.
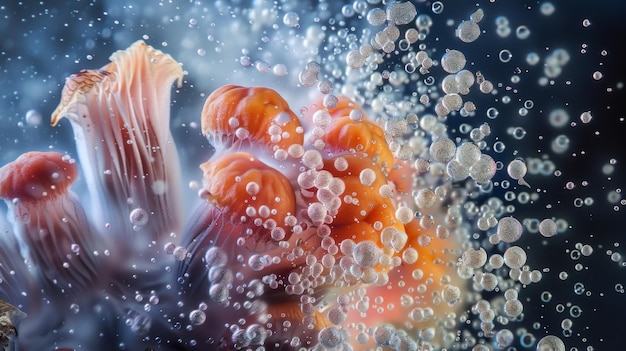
[0,41,466,351]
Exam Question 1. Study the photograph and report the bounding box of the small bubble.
[549,108,570,128]
[255,60,271,74]
[592,71,603,80]
[515,25,531,39]
[189,309,206,325]
[129,208,149,227]
[25,109,42,126]
[540,2,556,16]
[573,282,585,295]
[456,20,480,43]
[498,49,513,63]
[283,12,300,28]
[580,111,593,123]
[366,8,385,26]
[536,335,565,351]
[386,1,417,25]
[511,127,527,140]
[431,1,444,14]
[272,64,288,77]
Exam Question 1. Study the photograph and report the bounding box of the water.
[0,0,625,350]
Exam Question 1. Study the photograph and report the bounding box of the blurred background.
[1,0,625,349]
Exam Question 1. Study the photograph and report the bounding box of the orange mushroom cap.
[319,153,395,227]
[303,95,368,123]
[326,95,367,119]
[324,118,393,170]
[201,85,304,152]
[200,152,296,248]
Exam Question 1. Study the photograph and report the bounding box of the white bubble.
[495,329,514,348]
[25,109,42,126]
[497,217,523,243]
[299,68,318,87]
[580,111,593,123]
[548,108,570,128]
[209,283,228,303]
[346,50,365,69]
[526,52,540,65]
[395,206,414,224]
[129,208,149,227]
[402,247,419,264]
[353,241,381,268]
[302,149,323,169]
[272,64,288,77]
[386,1,417,26]
[189,309,206,325]
[442,285,461,305]
[536,335,565,351]
[515,25,531,39]
[507,159,530,187]
[446,160,470,181]
[592,71,603,80]
[470,8,484,23]
[539,219,558,237]
[456,69,475,89]
[431,1,444,14]
[496,25,512,38]
[366,8,386,26]
[255,60,270,74]
[479,80,494,94]
[282,12,300,28]
[359,168,376,186]
[430,137,456,163]
[469,154,497,183]
[326,307,346,325]
[173,246,188,261]
[380,227,408,252]
[462,247,487,268]
[415,188,437,209]
[499,49,513,63]
[441,49,467,73]
[204,247,227,267]
[456,20,481,42]
[495,16,509,27]
[456,142,481,166]
[69,303,80,314]
[540,2,556,16]
[504,246,527,269]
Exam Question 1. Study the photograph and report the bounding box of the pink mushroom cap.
[0,152,77,201]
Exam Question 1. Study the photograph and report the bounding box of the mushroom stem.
[51,40,184,244]
[0,152,104,296]
[0,215,35,310]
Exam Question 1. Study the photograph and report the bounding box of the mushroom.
[51,40,184,243]
[0,152,101,295]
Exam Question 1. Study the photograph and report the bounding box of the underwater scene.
[0,0,625,350]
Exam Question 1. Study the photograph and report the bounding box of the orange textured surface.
[201,85,304,151]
